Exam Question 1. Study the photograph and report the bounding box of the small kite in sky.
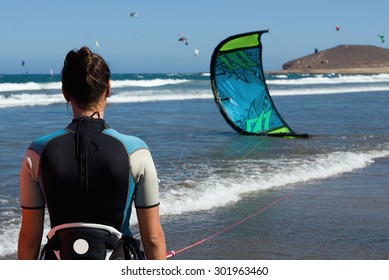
[178,37,188,45]
[378,34,385,43]
[130,12,138,18]
[194,48,199,57]
[335,25,340,31]
[94,40,100,48]
[21,60,25,66]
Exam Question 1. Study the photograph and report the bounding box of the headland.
[270,45,389,74]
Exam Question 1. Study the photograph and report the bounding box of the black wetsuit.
[20,117,160,238]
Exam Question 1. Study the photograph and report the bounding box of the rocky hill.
[280,45,389,74]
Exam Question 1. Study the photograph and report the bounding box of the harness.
[40,223,145,260]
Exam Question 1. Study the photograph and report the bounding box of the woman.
[18,46,166,260]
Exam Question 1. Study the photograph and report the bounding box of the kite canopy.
[210,30,309,138]
[194,48,199,57]
[178,37,188,45]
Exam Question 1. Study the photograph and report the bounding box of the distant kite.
[194,48,199,57]
[21,60,25,66]
[130,12,138,18]
[335,25,340,31]
[378,34,385,43]
[178,37,188,45]
[94,40,99,48]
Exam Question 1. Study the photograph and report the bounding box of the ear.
[105,80,111,98]
[62,87,71,102]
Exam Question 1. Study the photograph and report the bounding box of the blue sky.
[1,0,388,74]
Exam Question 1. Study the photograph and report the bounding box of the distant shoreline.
[268,67,389,75]
[272,45,389,75]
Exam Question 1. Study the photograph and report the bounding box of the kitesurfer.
[18,46,166,260]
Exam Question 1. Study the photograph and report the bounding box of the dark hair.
[61,46,111,110]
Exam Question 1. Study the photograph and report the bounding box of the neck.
[71,105,105,119]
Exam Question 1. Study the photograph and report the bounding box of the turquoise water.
[1,73,389,259]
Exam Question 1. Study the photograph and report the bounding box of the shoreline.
[267,67,389,75]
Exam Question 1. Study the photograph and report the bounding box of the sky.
[0,0,388,74]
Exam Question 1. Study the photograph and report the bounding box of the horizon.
[3,42,389,76]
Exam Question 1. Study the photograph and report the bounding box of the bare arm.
[136,206,166,260]
[18,208,45,260]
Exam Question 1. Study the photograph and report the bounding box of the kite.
[194,48,199,57]
[178,37,188,45]
[210,30,309,137]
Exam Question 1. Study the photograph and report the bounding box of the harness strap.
[42,223,124,260]
[47,222,122,239]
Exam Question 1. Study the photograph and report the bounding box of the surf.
[158,148,389,216]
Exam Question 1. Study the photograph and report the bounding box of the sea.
[1,72,389,260]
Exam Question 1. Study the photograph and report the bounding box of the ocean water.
[1,72,389,259]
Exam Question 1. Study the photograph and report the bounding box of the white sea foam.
[2,84,388,108]
[0,89,213,108]
[1,74,388,93]
[0,212,50,259]
[0,93,64,108]
[267,73,389,85]
[0,78,190,93]
[0,81,61,92]
[109,90,212,103]
[0,221,19,258]
[1,74,389,108]
[110,78,190,88]
[270,85,389,96]
[159,149,389,216]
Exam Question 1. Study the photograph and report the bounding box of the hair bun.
[77,47,93,64]
[61,46,111,110]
